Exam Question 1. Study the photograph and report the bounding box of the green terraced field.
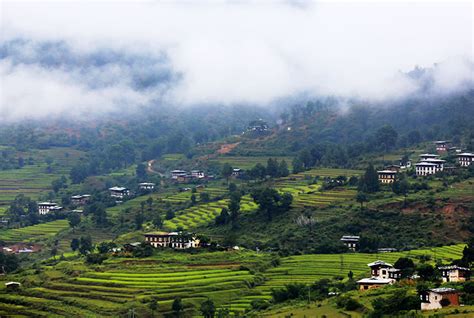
[0,245,465,316]
[223,244,466,312]
[0,147,84,211]
[0,219,69,242]
[163,195,258,230]
[162,187,227,204]
[209,156,293,170]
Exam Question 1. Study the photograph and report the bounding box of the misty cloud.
[0,1,472,120]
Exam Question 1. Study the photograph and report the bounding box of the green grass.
[0,219,69,242]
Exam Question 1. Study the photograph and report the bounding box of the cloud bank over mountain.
[0,1,472,121]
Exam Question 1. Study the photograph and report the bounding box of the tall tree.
[200,298,216,318]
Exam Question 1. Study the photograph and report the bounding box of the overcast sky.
[0,1,472,121]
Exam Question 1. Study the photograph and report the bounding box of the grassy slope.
[0,147,85,214]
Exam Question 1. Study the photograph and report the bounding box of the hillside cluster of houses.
[356,259,471,311]
[376,141,473,183]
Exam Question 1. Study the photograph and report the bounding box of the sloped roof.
[367,260,393,267]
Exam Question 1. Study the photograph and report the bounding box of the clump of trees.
[251,188,293,220]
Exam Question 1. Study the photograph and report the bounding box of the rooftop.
[419,153,439,158]
[109,186,128,191]
[457,152,474,157]
[430,288,459,294]
[438,265,471,271]
[377,170,397,174]
[357,277,393,284]
[415,162,438,166]
[368,260,393,267]
[38,202,57,206]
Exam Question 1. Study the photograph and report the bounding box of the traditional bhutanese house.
[5,282,21,291]
[377,170,397,184]
[368,260,395,279]
[71,194,91,206]
[357,277,393,291]
[399,158,412,169]
[357,260,400,291]
[232,168,243,177]
[385,165,401,172]
[171,170,188,180]
[415,162,439,176]
[109,187,130,199]
[422,158,446,169]
[438,265,471,283]
[138,182,155,190]
[419,153,439,161]
[191,170,206,179]
[38,202,61,215]
[457,153,474,167]
[435,141,450,153]
[144,231,200,249]
[340,235,360,251]
[420,288,460,310]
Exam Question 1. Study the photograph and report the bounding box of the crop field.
[162,187,227,204]
[0,245,465,316]
[209,156,293,170]
[224,244,466,312]
[163,195,258,230]
[0,219,69,242]
[0,147,84,213]
[0,251,272,317]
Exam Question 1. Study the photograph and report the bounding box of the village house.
[357,260,401,290]
[438,265,471,283]
[340,235,359,251]
[415,162,438,176]
[357,277,393,291]
[377,170,397,184]
[5,282,21,291]
[191,170,206,179]
[385,165,401,172]
[420,288,460,310]
[2,243,41,254]
[171,170,188,180]
[419,153,440,161]
[457,152,474,167]
[144,231,200,249]
[435,141,450,153]
[232,168,243,178]
[138,182,155,191]
[71,194,91,206]
[38,202,62,215]
[109,187,130,199]
[399,158,412,169]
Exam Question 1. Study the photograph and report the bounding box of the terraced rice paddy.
[162,187,227,204]
[163,195,259,230]
[223,244,466,312]
[0,219,69,242]
[0,245,465,316]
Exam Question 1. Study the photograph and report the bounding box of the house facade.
[420,288,460,310]
[38,202,62,215]
[171,170,188,180]
[416,162,440,176]
[340,235,359,251]
[438,265,471,283]
[435,141,450,153]
[457,153,474,167]
[191,170,206,179]
[71,194,91,206]
[138,183,155,191]
[109,187,130,199]
[357,260,400,290]
[377,170,397,184]
[144,232,200,249]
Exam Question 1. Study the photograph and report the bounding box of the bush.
[251,299,270,310]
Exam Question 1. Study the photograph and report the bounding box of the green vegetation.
[0,220,69,242]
